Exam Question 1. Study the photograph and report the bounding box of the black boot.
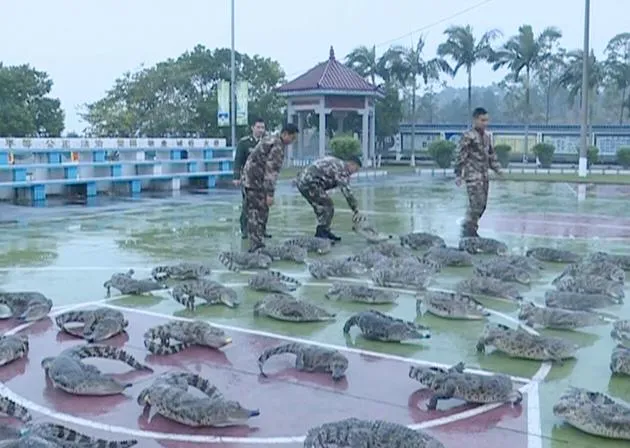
[264,233,272,238]
[326,230,342,242]
[315,225,328,239]
[460,222,479,238]
[241,233,248,240]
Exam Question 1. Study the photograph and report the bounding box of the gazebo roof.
[277,46,384,97]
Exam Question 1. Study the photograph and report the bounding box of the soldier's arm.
[232,139,248,180]
[337,173,359,213]
[454,134,471,178]
[262,140,284,196]
[488,140,502,175]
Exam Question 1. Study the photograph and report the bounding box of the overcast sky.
[0,0,623,132]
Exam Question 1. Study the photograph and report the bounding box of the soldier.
[295,154,362,242]
[233,117,269,239]
[454,107,502,238]
[242,123,299,252]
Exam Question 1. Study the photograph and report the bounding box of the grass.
[500,172,630,184]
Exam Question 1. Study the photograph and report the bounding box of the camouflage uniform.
[295,156,358,241]
[454,128,502,237]
[241,134,286,251]
[233,134,262,237]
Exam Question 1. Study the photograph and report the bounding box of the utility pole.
[230,0,237,148]
[578,0,590,177]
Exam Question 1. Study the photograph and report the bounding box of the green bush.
[617,146,630,168]
[428,140,457,169]
[494,144,512,168]
[587,146,599,168]
[532,143,555,168]
[329,136,361,160]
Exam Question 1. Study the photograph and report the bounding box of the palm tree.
[489,25,562,155]
[381,37,451,165]
[437,25,501,119]
[558,49,605,134]
[536,47,566,125]
[604,33,630,124]
[345,45,380,85]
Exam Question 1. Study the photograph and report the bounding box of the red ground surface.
[488,212,630,238]
[0,307,529,447]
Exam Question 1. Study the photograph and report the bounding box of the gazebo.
[276,46,384,164]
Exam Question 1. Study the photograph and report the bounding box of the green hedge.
[532,143,555,168]
[494,144,512,168]
[329,136,361,160]
[617,146,630,169]
[428,140,457,169]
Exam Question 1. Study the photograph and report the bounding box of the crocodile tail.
[73,344,152,371]
[0,395,32,422]
[144,339,190,355]
[183,373,224,399]
[218,252,240,272]
[257,343,301,376]
[171,285,196,311]
[54,310,88,329]
[143,324,168,341]
[342,314,360,334]
[268,270,301,286]
[151,265,169,281]
[33,423,139,447]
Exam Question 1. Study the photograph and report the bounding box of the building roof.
[276,46,383,97]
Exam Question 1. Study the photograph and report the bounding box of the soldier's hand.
[455,177,462,187]
[232,179,241,186]
[266,195,274,206]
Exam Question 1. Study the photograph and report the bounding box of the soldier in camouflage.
[295,154,362,242]
[454,107,502,238]
[242,123,299,252]
[233,118,269,239]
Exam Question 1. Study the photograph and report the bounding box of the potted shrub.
[428,140,457,169]
[617,146,630,169]
[587,146,599,168]
[532,143,555,168]
[329,136,361,160]
[494,144,512,168]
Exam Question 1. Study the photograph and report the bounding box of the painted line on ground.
[563,182,578,197]
[491,216,630,231]
[0,300,535,444]
[526,381,543,448]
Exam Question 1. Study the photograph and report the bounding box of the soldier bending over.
[296,154,362,242]
[241,123,299,252]
[454,107,502,237]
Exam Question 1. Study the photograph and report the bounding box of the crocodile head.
[84,318,125,343]
[200,328,233,349]
[606,282,625,302]
[211,400,260,427]
[41,357,55,371]
[324,283,344,301]
[512,269,531,286]
[330,353,349,381]
[517,302,537,320]
[219,288,241,308]
[19,300,53,322]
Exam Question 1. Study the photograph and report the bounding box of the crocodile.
[476,323,578,363]
[343,309,431,342]
[257,342,349,380]
[324,282,399,304]
[0,334,28,367]
[399,232,446,251]
[421,361,522,410]
[454,276,523,301]
[218,251,272,272]
[351,213,393,243]
[611,319,630,346]
[610,344,630,376]
[517,302,605,330]
[458,237,508,255]
[150,262,212,281]
[253,293,336,322]
[3,423,138,447]
[0,292,53,322]
[374,254,441,273]
[0,394,32,423]
[526,247,581,263]
[303,417,446,448]
[553,275,625,300]
[258,243,308,263]
[137,371,259,427]
[545,290,622,310]
[587,251,630,271]
[493,254,545,273]
[371,260,436,290]
[247,270,301,293]
[353,246,391,269]
[55,308,128,342]
[171,279,240,311]
[308,255,368,279]
[281,236,332,254]
[41,344,153,396]
[372,241,414,258]
[552,386,630,440]
[144,320,232,355]
[553,261,625,285]
[409,363,461,388]
[416,290,489,320]
[103,269,167,297]
[423,246,474,267]
[473,259,531,285]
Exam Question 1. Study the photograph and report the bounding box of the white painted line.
[102,304,533,384]
[525,381,543,448]
[491,216,630,231]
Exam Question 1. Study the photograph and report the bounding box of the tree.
[374,84,403,150]
[489,25,562,153]
[536,47,566,125]
[381,36,451,165]
[345,45,381,85]
[604,33,630,124]
[437,25,501,118]
[81,46,286,140]
[0,63,65,137]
